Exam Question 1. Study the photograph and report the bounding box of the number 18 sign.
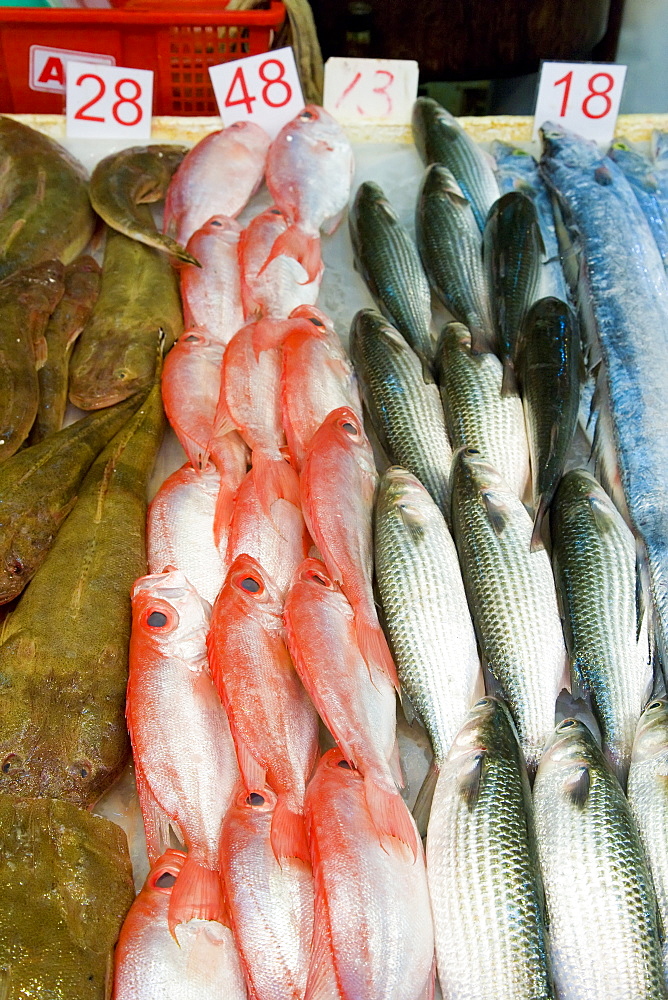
[209,47,305,139]
[533,61,627,144]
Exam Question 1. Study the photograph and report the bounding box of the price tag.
[533,60,627,144]
[323,57,419,124]
[209,47,305,139]
[66,61,153,139]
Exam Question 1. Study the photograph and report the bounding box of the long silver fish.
[349,180,434,363]
[416,163,494,353]
[350,309,452,516]
[608,139,668,273]
[375,467,481,768]
[551,470,652,786]
[437,322,531,501]
[427,697,553,1000]
[628,697,668,977]
[450,448,566,773]
[493,140,570,302]
[534,717,667,1000]
[540,123,668,672]
[412,97,500,232]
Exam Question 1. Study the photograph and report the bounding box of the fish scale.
[427,698,553,1000]
[534,719,667,1000]
[450,449,565,772]
[551,470,651,785]
[437,322,530,501]
[350,181,434,363]
[375,468,479,766]
[350,309,452,516]
[628,698,668,977]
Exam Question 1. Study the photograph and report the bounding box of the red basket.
[0,4,286,116]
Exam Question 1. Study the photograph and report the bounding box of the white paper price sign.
[323,57,419,124]
[66,62,153,140]
[533,61,627,144]
[209,47,305,139]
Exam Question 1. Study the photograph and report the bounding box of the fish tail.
[270,795,310,865]
[212,479,236,551]
[356,613,401,691]
[363,774,419,859]
[253,452,301,519]
[167,856,228,938]
[530,498,548,551]
[260,226,322,284]
[501,359,518,396]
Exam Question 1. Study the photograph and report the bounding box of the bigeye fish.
[0,116,95,280]
[534,718,667,1000]
[427,697,553,1000]
[416,163,495,354]
[483,191,544,394]
[69,218,183,409]
[349,180,434,363]
[89,144,198,265]
[412,97,500,232]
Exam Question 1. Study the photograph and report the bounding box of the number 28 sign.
[209,47,305,139]
[533,61,627,144]
[66,62,153,139]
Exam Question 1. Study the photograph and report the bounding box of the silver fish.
[608,139,668,273]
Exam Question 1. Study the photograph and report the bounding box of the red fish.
[284,558,415,852]
[304,750,433,1000]
[281,305,362,471]
[220,783,314,1000]
[161,330,226,469]
[264,106,354,281]
[300,406,398,688]
[225,459,310,598]
[207,554,319,864]
[164,121,271,245]
[127,570,239,933]
[239,205,322,320]
[112,849,247,1000]
[181,216,244,346]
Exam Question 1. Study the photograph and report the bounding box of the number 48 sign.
[533,61,627,144]
[209,47,305,139]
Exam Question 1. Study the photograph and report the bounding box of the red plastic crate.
[0,4,286,115]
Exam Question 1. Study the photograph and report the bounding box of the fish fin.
[397,502,426,542]
[322,205,346,236]
[422,957,436,1000]
[234,735,267,794]
[305,848,340,1000]
[457,750,486,808]
[213,479,236,551]
[400,689,418,725]
[260,226,322,284]
[501,360,518,396]
[270,796,310,864]
[167,858,228,938]
[530,499,548,551]
[564,764,590,807]
[251,317,294,360]
[172,427,211,472]
[211,392,237,441]
[481,489,510,536]
[355,614,401,691]
[364,776,419,858]
[412,759,438,838]
[389,738,404,787]
[133,760,172,864]
[252,452,301,520]
[34,334,48,371]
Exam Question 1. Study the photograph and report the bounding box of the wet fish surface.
[608,138,668,271]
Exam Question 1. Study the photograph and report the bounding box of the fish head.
[131,568,211,668]
[537,718,603,803]
[229,782,278,826]
[224,553,283,618]
[379,467,440,539]
[448,697,518,763]
[69,334,157,409]
[632,697,668,764]
[149,143,189,176]
[353,180,399,224]
[222,120,271,167]
[420,162,467,205]
[195,215,242,247]
[453,446,507,496]
[411,97,458,158]
[289,303,335,335]
[318,406,370,459]
[173,329,225,365]
[282,105,346,152]
[553,469,616,530]
[540,122,602,173]
[318,748,364,786]
[436,321,472,366]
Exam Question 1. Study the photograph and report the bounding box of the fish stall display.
[2,100,668,1000]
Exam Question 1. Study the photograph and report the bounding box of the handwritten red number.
[112,78,143,127]
[74,73,106,122]
[554,71,573,117]
[372,69,394,115]
[335,71,362,110]
[259,59,292,108]
[225,66,256,114]
[582,72,614,119]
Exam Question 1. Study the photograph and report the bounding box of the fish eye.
[6,556,24,577]
[649,700,664,711]
[309,572,329,587]
[114,369,130,381]
[147,610,168,627]
[1,753,21,774]
[337,759,352,769]
[70,761,91,779]
[464,448,480,456]
[246,792,265,807]
[153,870,177,889]
[210,219,222,227]
[183,332,203,343]
[270,208,282,215]
[240,576,261,594]
[557,719,578,731]
[309,318,325,327]
[341,420,358,435]
[474,697,491,708]
[299,110,316,121]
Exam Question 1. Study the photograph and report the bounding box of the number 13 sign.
[209,47,305,139]
[533,60,627,144]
